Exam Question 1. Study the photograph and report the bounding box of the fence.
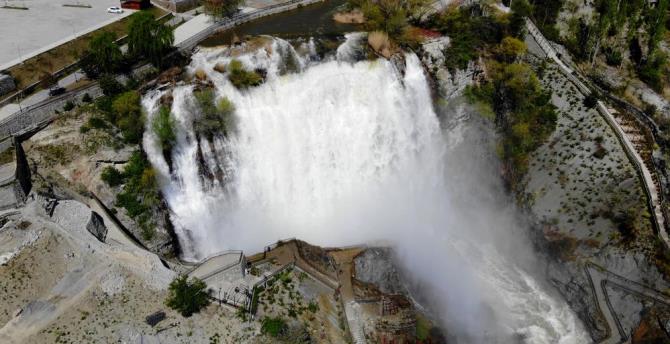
[0,83,101,140]
[177,0,325,51]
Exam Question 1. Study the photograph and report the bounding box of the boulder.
[86,211,107,243]
[0,74,16,97]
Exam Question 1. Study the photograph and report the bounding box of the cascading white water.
[143,36,591,343]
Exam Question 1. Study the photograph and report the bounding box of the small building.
[121,0,151,10]
[0,137,31,211]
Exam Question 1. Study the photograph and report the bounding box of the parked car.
[48,87,66,97]
[107,6,123,13]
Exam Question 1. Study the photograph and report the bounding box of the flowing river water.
[142,32,591,343]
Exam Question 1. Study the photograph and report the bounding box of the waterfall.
[143,36,591,343]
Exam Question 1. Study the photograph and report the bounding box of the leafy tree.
[127,11,174,68]
[101,166,124,186]
[430,5,508,69]
[202,0,243,18]
[639,52,668,91]
[471,61,557,190]
[115,151,160,239]
[84,31,123,77]
[112,91,144,143]
[583,94,598,108]
[510,0,532,37]
[496,37,527,62]
[99,75,126,97]
[165,275,210,317]
[152,106,177,150]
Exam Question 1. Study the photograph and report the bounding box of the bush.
[496,37,527,62]
[638,52,667,92]
[101,166,124,186]
[99,75,126,96]
[88,116,108,129]
[112,91,145,143]
[165,275,210,317]
[193,90,236,138]
[152,106,176,150]
[95,96,113,114]
[583,94,598,109]
[63,101,75,111]
[604,47,623,66]
[115,151,159,222]
[261,317,287,337]
[368,31,393,57]
[82,93,92,103]
[227,60,263,89]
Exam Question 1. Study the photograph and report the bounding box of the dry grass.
[368,31,393,58]
[4,7,166,91]
[333,9,365,24]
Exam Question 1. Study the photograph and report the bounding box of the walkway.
[584,262,670,344]
[525,19,669,248]
[331,248,366,344]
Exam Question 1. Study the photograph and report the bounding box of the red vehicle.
[120,0,151,10]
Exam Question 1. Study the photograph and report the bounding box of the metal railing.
[177,0,324,51]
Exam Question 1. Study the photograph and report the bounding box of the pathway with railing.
[525,18,669,249]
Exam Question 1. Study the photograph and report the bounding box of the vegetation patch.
[165,275,210,317]
[103,151,160,240]
[193,89,236,138]
[227,60,263,89]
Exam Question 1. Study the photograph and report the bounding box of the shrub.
[261,317,287,337]
[496,37,527,62]
[82,93,92,103]
[638,52,667,92]
[583,94,598,109]
[95,96,113,114]
[368,31,393,58]
[99,75,126,96]
[101,166,124,186]
[227,60,262,89]
[63,101,75,111]
[604,47,623,66]
[165,275,210,317]
[87,116,108,129]
[152,106,176,150]
[112,91,145,143]
[193,90,236,138]
[115,151,159,222]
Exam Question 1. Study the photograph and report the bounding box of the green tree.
[510,0,532,37]
[112,91,145,143]
[165,275,210,317]
[89,31,123,75]
[496,37,527,62]
[202,0,243,18]
[127,11,174,68]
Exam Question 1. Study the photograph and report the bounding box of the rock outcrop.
[86,211,107,243]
